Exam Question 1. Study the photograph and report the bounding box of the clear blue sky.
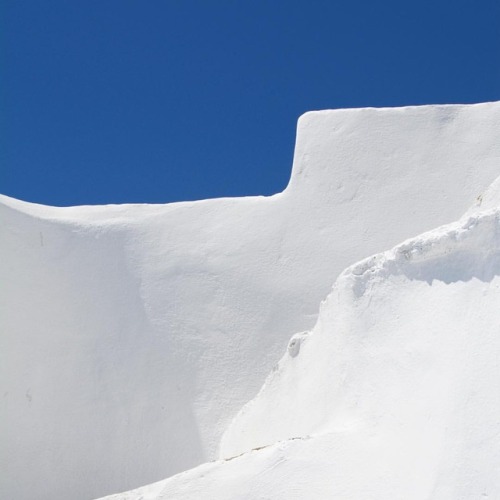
[2,0,499,206]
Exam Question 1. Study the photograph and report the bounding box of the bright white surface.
[104,195,500,500]
[222,204,500,456]
[2,102,500,500]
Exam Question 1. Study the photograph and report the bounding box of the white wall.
[1,102,499,499]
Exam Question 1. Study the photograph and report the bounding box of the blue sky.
[2,0,499,206]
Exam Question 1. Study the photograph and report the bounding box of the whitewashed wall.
[1,102,499,500]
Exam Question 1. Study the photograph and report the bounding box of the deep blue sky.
[2,1,499,206]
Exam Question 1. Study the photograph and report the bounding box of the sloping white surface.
[105,196,500,500]
[2,102,500,500]
[221,205,500,457]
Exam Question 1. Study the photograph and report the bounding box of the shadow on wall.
[349,212,500,299]
[0,205,205,500]
[398,214,500,286]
